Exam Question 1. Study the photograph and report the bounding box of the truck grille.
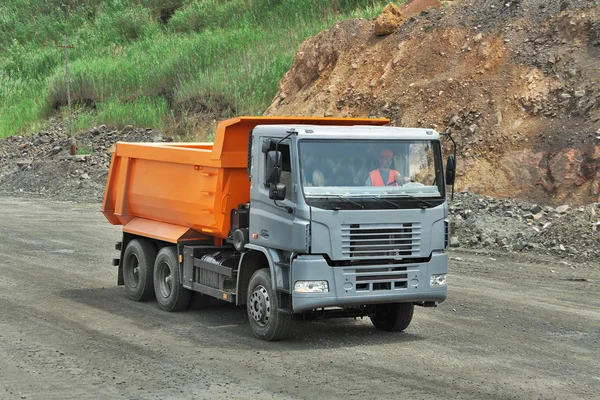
[343,265,416,292]
[341,223,421,260]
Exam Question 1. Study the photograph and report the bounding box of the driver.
[365,149,408,186]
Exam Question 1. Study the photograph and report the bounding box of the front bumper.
[290,252,447,312]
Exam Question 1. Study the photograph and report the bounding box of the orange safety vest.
[369,169,399,186]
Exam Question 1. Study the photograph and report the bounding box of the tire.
[247,268,292,341]
[370,302,414,332]
[122,238,157,302]
[153,246,191,312]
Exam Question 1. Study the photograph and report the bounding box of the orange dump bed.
[101,116,388,244]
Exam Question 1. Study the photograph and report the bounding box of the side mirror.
[266,151,282,185]
[262,139,273,153]
[446,155,456,185]
[269,183,286,200]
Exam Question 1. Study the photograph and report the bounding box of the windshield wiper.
[365,196,400,209]
[316,194,432,210]
[397,194,434,209]
[325,195,364,210]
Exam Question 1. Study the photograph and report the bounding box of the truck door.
[249,138,298,252]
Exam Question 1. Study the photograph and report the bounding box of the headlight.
[294,280,329,293]
[430,274,447,287]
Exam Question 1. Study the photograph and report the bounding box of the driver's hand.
[395,174,409,185]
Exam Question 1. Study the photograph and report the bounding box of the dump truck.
[102,116,456,340]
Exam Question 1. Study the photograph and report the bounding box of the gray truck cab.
[241,124,451,339]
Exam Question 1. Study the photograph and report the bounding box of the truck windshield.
[298,139,445,209]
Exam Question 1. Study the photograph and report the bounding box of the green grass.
[75,143,93,155]
[71,97,169,132]
[0,0,395,139]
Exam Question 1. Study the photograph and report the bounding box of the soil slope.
[266,0,600,206]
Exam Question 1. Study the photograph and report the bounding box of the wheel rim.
[156,261,173,299]
[125,254,140,288]
[249,285,271,327]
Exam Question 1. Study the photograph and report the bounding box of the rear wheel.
[122,239,156,301]
[370,302,414,332]
[154,246,191,312]
[247,269,291,341]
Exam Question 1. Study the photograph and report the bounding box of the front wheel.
[247,269,291,341]
[370,302,414,332]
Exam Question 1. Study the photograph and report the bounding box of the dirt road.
[0,196,599,399]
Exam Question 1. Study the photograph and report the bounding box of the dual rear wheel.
[122,239,155,302]
[122,239,191,311]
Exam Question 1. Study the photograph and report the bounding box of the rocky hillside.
[266,0,600,206]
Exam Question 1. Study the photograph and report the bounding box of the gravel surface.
[1,196,599,399]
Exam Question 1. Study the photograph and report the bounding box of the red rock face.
[464,146,600,205]
[544,147,600,204]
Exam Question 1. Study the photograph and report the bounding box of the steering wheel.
[388,174,407,186]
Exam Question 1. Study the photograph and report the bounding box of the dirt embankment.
[266,0,600,206]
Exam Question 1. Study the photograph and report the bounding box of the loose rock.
[374,3,405,36]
